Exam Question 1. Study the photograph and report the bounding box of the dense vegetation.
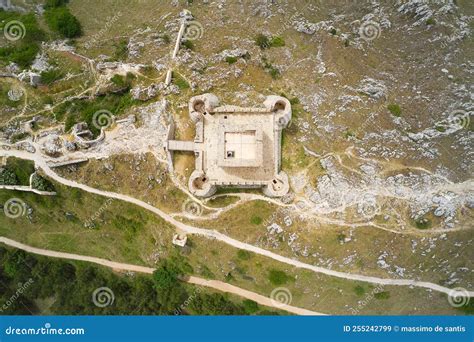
[0,158,34,186]
[255,34,285,49]
[44,1,81,38]
[56,93,138,135]
[0,246,280,315]
[31,173,55,192]
[40,68,64,85]
[0,158,53,190]
[45,0,70,9]
[110,73,135,92]
[0,167,18,186]
[0,1,81,68]
[0,11,45,68]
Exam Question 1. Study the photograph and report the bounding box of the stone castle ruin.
[166,94,291,197]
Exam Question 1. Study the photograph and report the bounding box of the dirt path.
[1,148,473,298]
[0,237,321,316]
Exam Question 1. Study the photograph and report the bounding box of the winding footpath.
[1,148,474,299]
[0,237,320,316]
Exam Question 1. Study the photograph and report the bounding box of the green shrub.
[289,97,300,105]
[225,56,238,64]
[45,7,81,38]
[268,67,280,79]
[250,215,262,225]
[62,93,138,136]
[415,217,431,230]
[337,233,347,243]
[268,269,292,285]
[0,167,18,185]
[161,34,171,44]
[110,72,135,90]
[237,249,251,260]
[243,299,259,314]
[255,34,270,49]
[181,39,194,50]
[0,12,45,42]
[270,36,285,47]
[6,157,34,185]
[426,18,436,26]
[343,130,355,139]
[354,285,366,296]
[112,214,143,233]
[31,173,55,192]
[374,291,390,300]
[173,72,190,90]
[113,39,128,61]
[0,12,45,68]
[387,103,402,117]
[189,293,244,315]
[110,75,124,86]
[0,44,40,69]
[40,68,64,85]
[255,34,285,48]
[261,57,280,79]
[10,132,30,143]
[198,264,214,279]
[45,0,69,8]
[329,28,337,35]
[64,112,77,132]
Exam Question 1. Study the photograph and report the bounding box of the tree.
[31,173,55,192]
[153,260,188,314]
[45,7,81,38]
[255,34,270,49]
[190,293,244,315]
[0,167,18,185]
[45,0,69,9]
[242,299,259,314]
[0,12,45,68]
